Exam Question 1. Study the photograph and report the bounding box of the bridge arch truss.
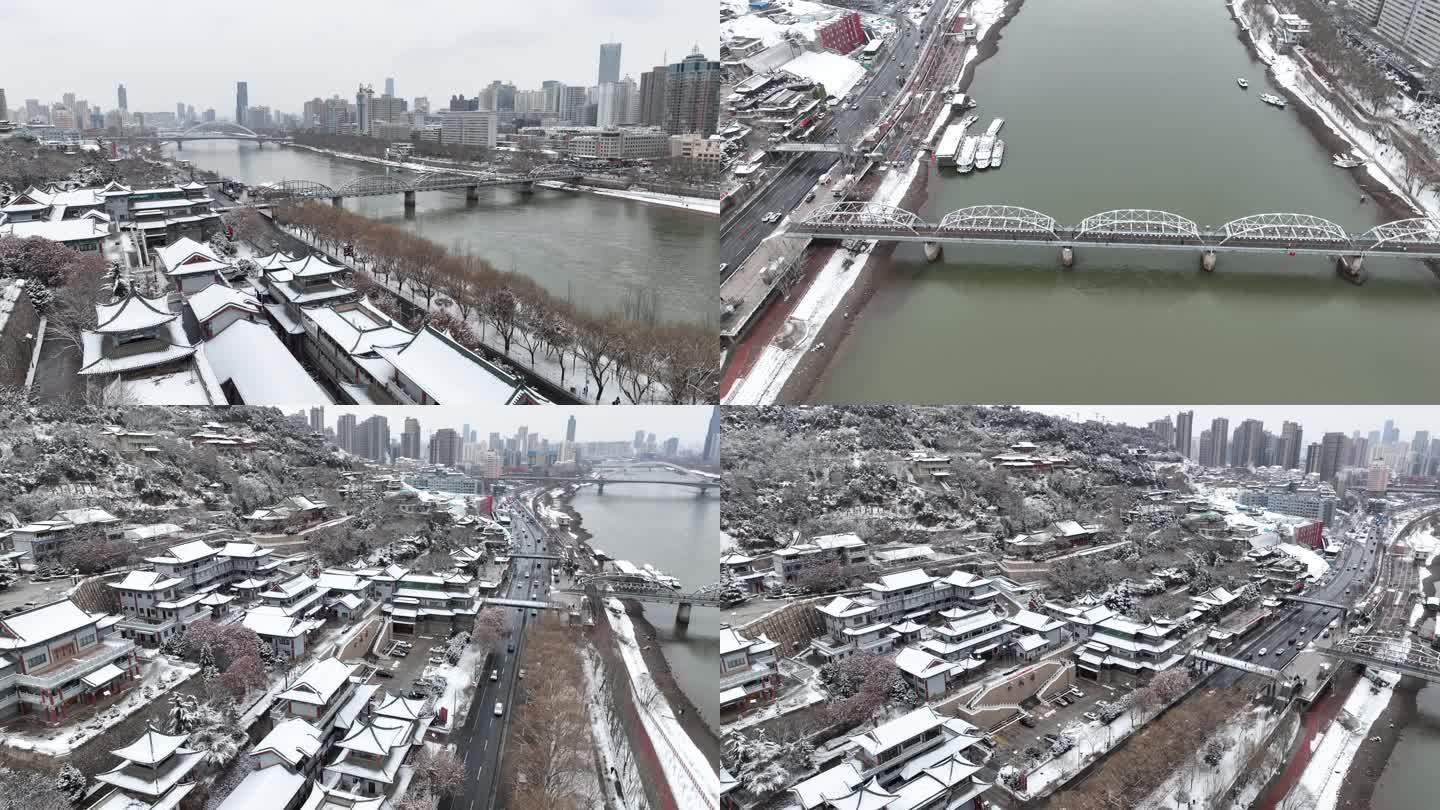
[1219,212,1351,246]
[1333,632,1440,673]
[335,174,416,197]
[1355,217,1440,253]
[263,179,336,199]
[1074,209,1202,242]
[939,205,1059,239]
[181,121,260,139]
[802,201,925,234]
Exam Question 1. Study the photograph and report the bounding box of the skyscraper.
[1233,419,1264,468]
[0,89,7,121]
[1198,429,1213,467]
[402,418,421,459]
[356,84,374,135]
[1318,432,1347,484]
[703,405,721,463]
[1147,417,1173,447]
[1305,442,1321,475]
[664,50,721,136]
[357,415,390,463]
[1209,418,1229,468]
[385,77,395,97]
[1175,410,1193,459]
[1383,419,1399,446]
[235,81,247,126]
[598,42,623,84]
[1412,431,1431,475]
[638,65,668,126]
[430,428,462,466]
[566,415,576,443]
[1280,421,1302,469]
[336,414,357,453]
[308,407,325,433]
[117,83,127,112]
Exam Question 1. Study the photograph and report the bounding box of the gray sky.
[311,405,714,450]
[2,0,708,115]
[1024,406,1440,442]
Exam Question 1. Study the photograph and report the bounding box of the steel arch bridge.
[1219,212,1351,246]
[1320,632,1440,683]
[938,205,1058,239]
[803,202,924,233]
[181,121,261,139]
[259,169,583,201]
[781,204,1440,262]
[1075,209,1202,242]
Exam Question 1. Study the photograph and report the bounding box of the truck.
[831,173,855,199]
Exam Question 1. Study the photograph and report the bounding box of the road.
[720,2,943,271]
[1212,513,1390,688]
[443,496,555,810]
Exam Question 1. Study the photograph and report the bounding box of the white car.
[1258,647,1268,656]
[490,669,498,681]
[494,702,504,716]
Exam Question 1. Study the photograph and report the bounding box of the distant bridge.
[1317,632,1440,684]
[501,474,713,496]
[117,122,291,147]
[769,142,855,155]
[783,203,1440,280]
[563,576,722,623]
[259,169,582,209]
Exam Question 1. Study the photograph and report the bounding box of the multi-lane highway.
[1212,515,1388,688]
[721,2,944,270]
[444,495,553,810]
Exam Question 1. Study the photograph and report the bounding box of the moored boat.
[957,135,979,173]
[1260,93,1286,108]
[1237,77,1249,89]
[991,138,1005,168]
[975,135,994,169]
[985,117,1005,137]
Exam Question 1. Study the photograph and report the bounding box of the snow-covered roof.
[335,716,413,756]
[0,218,108,244]
[1010,609,1064,633]
[277,657,355,706]
[374,692,427,721]
[851,706,949,757]
[94,293,175,334]
[317,570,366,591]
[300,784,384,810]
[253,251,296,271]
[819,777,897,810]
[95,747,203,797]
[812,533,865,550]
[264,574,317,599]
[867,568,936,592]
[111,724,191,766]
[282,253,348,279]
[185,283,260,324]
[243,606,322,638]
[155,237,225,274]
[780,49,867,100]
[0,598,101,648]
[203,319,331,404]
[251,717,322,766]
[219,541,272,559]
[304,300,413,356]
[791,762,863,810]
[895,647,951,679]
[148,539,219,564]
[218,765,306,810]
[110,570,184,592]
[817,595,876,619]
[372,325,533,405]
[1016,633,1048,652]
[80,317,197,375]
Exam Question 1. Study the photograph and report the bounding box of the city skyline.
[312,405,713,450]
[1,0,706,115]
[1026,406,1440,444]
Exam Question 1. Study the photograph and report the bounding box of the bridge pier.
[403,190,416,210]
[595,481,605,495]
[697,485,710,498]
[1200,250,1217,272]
[1336,254,1368,285]
[923,242,943,262]
[1060,245,1075,268]
[331,197,342,207]
[466,185,480,203]
[519,181,535,195]
[676,602,692,625]
[175,140,183,151]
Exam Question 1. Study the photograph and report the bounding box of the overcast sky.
[1023,406,1440,442]
[308,405,715,450]
[2,0,708,115]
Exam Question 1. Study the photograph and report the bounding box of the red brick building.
[1295,520,1324,549]
[817,12,866,54]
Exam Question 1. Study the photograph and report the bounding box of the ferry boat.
[958,113,980,130]
[1260,93,1286,108]
[957,135,979,173]
[991,138,1005,168]
[1332,152,1366,168]
[975,136,994,169]
[1236,78,1249,89]
[985,117,1005,137]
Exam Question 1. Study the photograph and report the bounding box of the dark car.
[508,643,515,653]
[375,669,394,679]
[1019,715,1037,728]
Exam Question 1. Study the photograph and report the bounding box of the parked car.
[1082,712,1099,723]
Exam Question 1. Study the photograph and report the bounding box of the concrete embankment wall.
[740,598,827,657]
[590,608,673,810]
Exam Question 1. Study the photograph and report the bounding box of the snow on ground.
[1289,669,1400,810]
[783,51,868,101]
[1278,543,1330,579]
[605,606,718,810]
[431,638,487,728]
[721,0,895,48]
[724,160,922,405]
[1139,706,1280,809]
[2,656,199,756]
[581,645,635,810]
[1026,705,1147,795]
[536,182,719,215]
[1233,0,1440,219]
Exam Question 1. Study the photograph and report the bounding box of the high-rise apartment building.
[598,42,623,84]
[1198,429,1214,467]
[597,79,636,127]
[1412,431,1432,475]
[235,81,247,126]
[117,83,127,111]
[308,407,325,433]
[558,86,587,123]
[1318,432,1347,484]
[1233,419,1265,468]
[402,418,422,459]
[356,84,374,135]
[663,50,720,136]
[1147,417,1174,447]
[430,429,462,467]
[638,65,668,126]
[1209,418,1229,468]
[1351,0,1440,71]
[385,77,395,97]
[0,89,7,121]
[439,110,497,148]
[1175,410,1193,459]
[566,415,576,443]
[336,414,357,453]
[1280,421,1302,469]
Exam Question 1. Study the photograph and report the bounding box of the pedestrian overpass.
[1188,649,1285,681]
[1282,595,1351,612]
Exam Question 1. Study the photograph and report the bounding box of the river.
[569,466,720,733]
[810,0,1440,403]
[161,141,716,324]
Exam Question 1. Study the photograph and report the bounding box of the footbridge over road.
[504,552,562,562]
[1189,648,1286,682]
[1317,632,1440,684]
[259,169,583,210]
[1282,595,1352,612]
[482,597,561,611]
[562,575,722,624]
[784,203,1440,281]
